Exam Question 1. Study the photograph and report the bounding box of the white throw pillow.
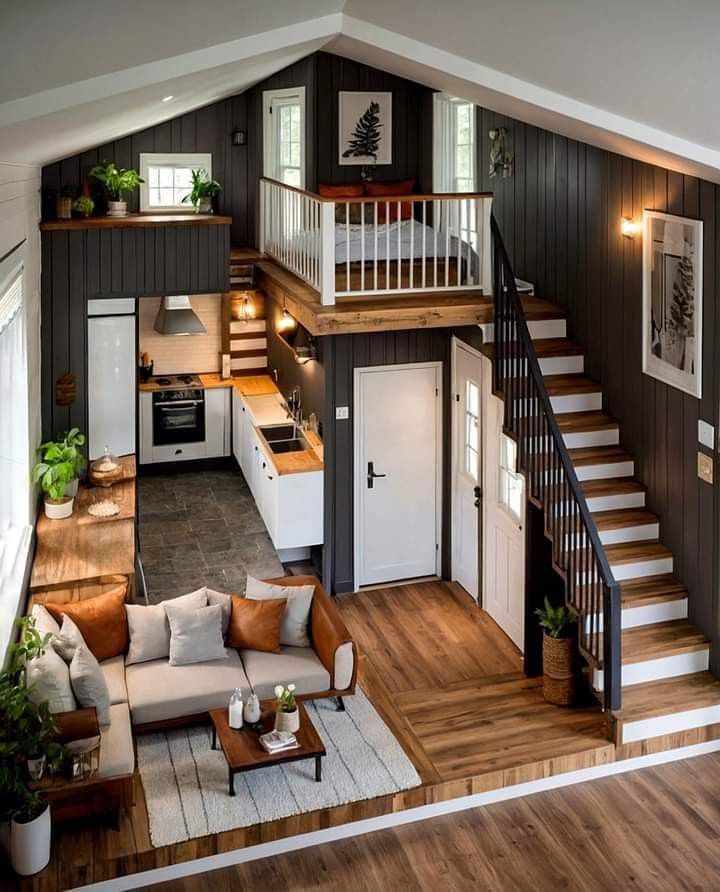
[244,576,315,648]
[30,603,61,638]
[69,643,111,726]
[26,642,76,714]
[125,588,207,665]
[52,614,86,662]
[206,588,232,637]
[165,603,227,666]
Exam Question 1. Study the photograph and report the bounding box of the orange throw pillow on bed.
[227,595,285,653]
[364,178,416,223]
[45,583,129,662]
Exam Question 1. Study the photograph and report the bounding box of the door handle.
[474,485,482,508]
[367,461,387,489]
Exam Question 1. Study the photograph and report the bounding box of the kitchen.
[87,282,325,601]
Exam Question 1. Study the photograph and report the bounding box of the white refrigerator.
[87,298,136,461]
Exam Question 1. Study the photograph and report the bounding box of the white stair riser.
[593,648,709,690]
[585,491,645,512]
[575,461,635,481]
[607,556,674,582]
[563,428,619,449]
[550,392,603,414]
[540,355,584,375]
[584,597,688,633]
[622,702,720,744]
[563,521,659,549]
[478,318,567,342]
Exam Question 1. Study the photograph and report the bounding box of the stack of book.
[259,730,299,754]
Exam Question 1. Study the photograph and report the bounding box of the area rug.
[136,689,422,846]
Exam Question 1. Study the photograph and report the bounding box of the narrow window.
[464,379,480,480]
[139,153,212,212]
[499,433,523,520]
[263,88,305,188]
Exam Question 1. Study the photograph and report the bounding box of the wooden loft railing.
[491,216,622,713]
[259,177,493,306]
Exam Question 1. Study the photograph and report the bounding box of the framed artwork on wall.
[338,91,392,167]
[642,210,703,398]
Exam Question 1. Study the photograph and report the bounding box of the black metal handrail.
[490,216,621,712]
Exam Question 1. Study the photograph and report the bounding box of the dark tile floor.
[137,467,284,605]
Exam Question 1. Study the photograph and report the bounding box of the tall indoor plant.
[535,598,578,706]
[1,617,64,876]
[182,168,222,213]
[89,161,144,217]
[31,434,83,519]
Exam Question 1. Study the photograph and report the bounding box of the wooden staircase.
[487,293,720,747]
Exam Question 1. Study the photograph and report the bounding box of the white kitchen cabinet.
[257,450,278,538]
[232,389,243,464]
[205,388,231,458]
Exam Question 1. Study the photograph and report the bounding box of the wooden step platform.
[581,478,645,498]
[568,445,634,467]
[602,540,671,567]
[592,508,659,532]
[556,410,618,433]
[542,374,601,395]
[614,671,720,722]
[619,574,688,607]
[620,620,709,665]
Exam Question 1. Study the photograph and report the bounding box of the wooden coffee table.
[208,700,326,796]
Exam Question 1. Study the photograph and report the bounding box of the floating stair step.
[556,411,619,448]
[614,672,720,744]
[603,541,673,579]
[485,338,585,375]
[581,477,645,511]
[592,508,660,544]
[620,574,688,607]
[568,445,635,480]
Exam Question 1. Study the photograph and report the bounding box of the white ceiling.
[1,1,719,181]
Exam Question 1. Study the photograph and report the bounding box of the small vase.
[243,693,261,725]
[197,197,212,214]
[56,196,72,220]
[10,804,51,876]
[107,200,128,218]
[274,707,300,734]
[26,756,46,781]
[44,496,74,520]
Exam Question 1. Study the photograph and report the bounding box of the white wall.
[139,294,222,375]
[0,161,41,662]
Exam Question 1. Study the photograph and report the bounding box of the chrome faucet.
[287,385,303,427]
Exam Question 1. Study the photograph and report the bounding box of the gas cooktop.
[152,374,203,389]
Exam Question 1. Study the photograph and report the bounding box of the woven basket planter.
[542,633,578,706]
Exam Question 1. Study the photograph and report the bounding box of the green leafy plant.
[182,169,222,210]
[32,436,80,502]
[89,161,144,201]
[535,597,576,639]
[274,683,297,713]
[61,428,87,478]
[72,195,94,218]
[0,617,65,823]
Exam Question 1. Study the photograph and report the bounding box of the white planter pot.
[107,200,128,217]
[44,496,74,519]
[64,478,79,498]
[10,804,51,876]
[274,708,300,734]
[196,197,212,214]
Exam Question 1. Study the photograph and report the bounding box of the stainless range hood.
[154,296,206,336]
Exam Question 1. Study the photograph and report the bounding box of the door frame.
[450,336,484,602]
[353,361,444,592]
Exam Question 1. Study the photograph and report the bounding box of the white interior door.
[482,368,526,650]
[355,363,442,587]
[452,340,482,601]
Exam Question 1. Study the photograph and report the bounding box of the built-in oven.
[152,388,205,446]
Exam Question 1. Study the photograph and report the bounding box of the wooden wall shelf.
[40,214,232,231]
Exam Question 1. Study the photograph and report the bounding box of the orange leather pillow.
[318,182,364,198]
[227,595,285,653]
[319,183,368,225]
[364,179,416,223]
[45,584,129,662]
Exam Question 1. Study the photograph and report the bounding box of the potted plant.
[60,428,87,496]
[273,684,299,733]
[89,161,144,217]
[56,186,75,220]
[31,439,79,519]
[535,597,578,706]
[72,195,94,218]
[1,617,65,876]
[182,168,222,214]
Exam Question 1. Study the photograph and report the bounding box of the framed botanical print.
[338,91,392,167]
[642,210,703,398]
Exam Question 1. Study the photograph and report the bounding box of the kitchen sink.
[260,424,307,454]
[269,439,305,454]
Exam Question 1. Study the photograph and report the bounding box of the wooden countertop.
[139,374,280,395]
[30,455,136,591]
[40,214,232,231]
[256,427,324,476]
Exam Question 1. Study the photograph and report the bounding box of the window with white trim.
[464,379,480,480]
[499,434,524,520]
[433,94,477,194]
[263,88,305,188]
[139,153,212,211]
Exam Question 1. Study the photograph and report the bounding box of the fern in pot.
[535,598,578,706]
[182,168,222,214]
[89,161,144,217]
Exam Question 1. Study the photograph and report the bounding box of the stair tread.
[603,541,671,565]
[568,445,634,466]
[620,574,688,605]
[542,374,602,396]
[519,296,567,320]
[532,338,585,357]
[581,477,645,496]
[621,620,708,664]
[556,410,618,432]
[615,672,720,721]
[592,508,660,531]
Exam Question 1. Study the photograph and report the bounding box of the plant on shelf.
[535,597,578,707]
[31,432,85,519]
[88,161,144,218]
[273,683,299,733]
[182,168,222,214]
[72,195,94,218]
[1,616,65,875]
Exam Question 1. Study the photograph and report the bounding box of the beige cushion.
[125,648,250,725]
[97,703,134,777]
[125,588,207,665]
[240,646,330,700]
[166,603,226,666]
[206,589,232,637]
[70,644,111,727]
[30,603,60,637]
[245,576,314,648]
[101,655,128,705]
[52,614,86,661]
[334,642,355,691]
[26,643,76,713]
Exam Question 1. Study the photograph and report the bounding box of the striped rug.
[136,689,421,847]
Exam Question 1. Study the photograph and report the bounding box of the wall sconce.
[277,307,297,333]
[621,217,641,238]
[489,127,514,179]
[232,128,247,146]
[239,292,256,322]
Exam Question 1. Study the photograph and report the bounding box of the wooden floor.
[3,580,716,890]
[149,752,720,891]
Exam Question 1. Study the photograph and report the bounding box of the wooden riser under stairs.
[484,302,720,747]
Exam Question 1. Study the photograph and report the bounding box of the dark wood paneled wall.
[479,108,718,648]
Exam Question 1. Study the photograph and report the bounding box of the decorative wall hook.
[489,127,514,179]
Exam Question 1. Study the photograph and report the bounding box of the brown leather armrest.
[264,575,357,690]
[53,708,100,744]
